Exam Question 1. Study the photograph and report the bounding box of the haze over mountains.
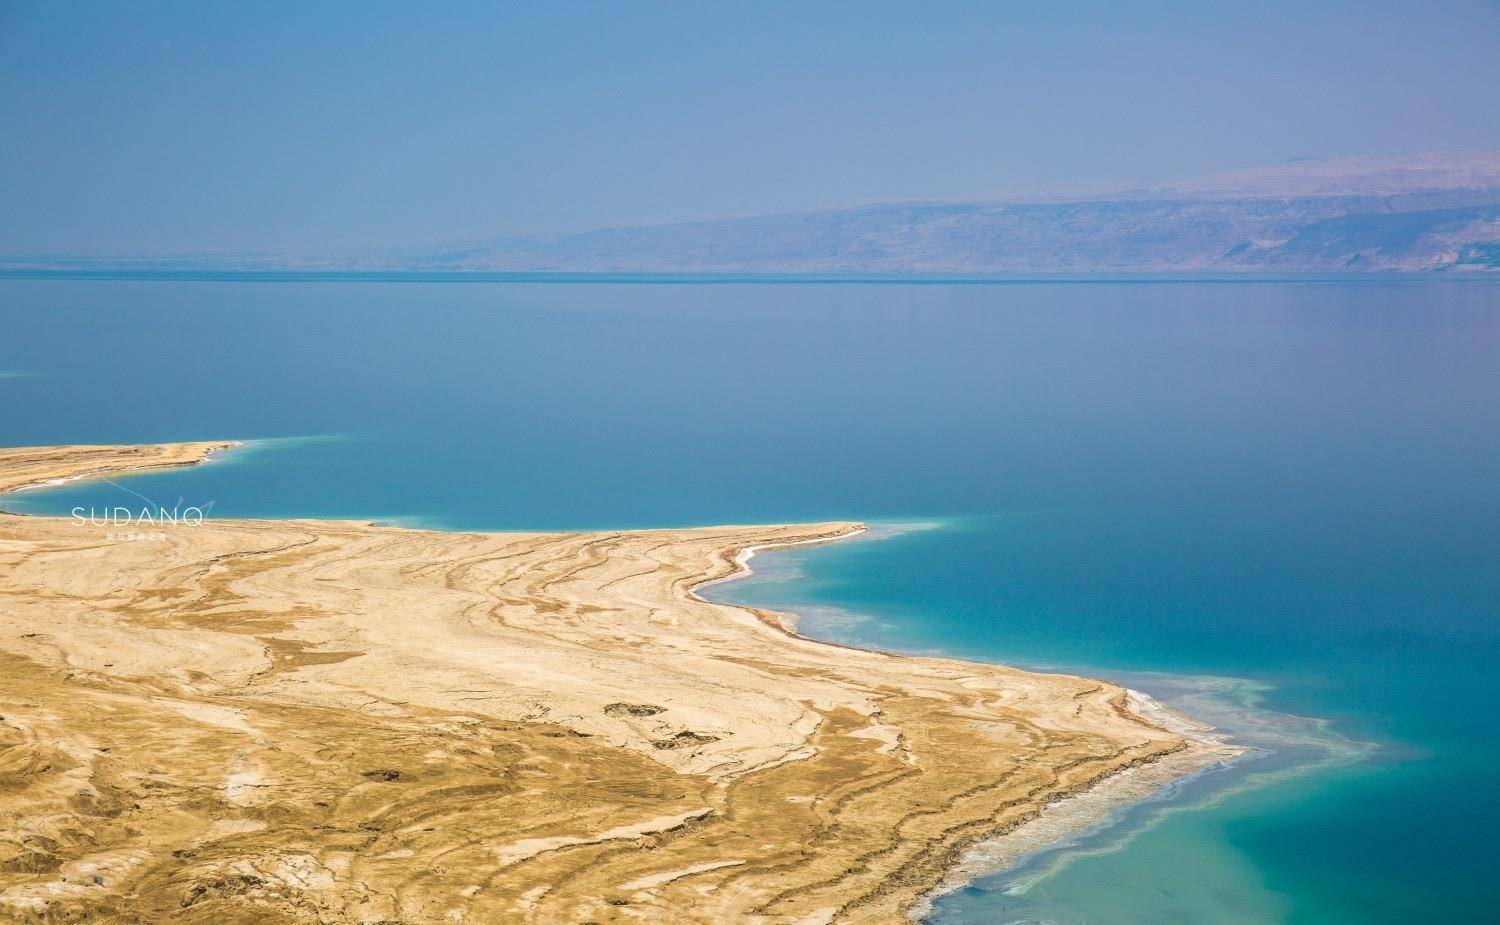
[12,151,1500,274]
[409,151,1500,273]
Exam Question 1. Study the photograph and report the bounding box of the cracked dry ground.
[0,506,1214,924]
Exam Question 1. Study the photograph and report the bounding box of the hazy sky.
[3,0,1500,256]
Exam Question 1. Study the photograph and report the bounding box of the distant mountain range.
[9,151,1500,274]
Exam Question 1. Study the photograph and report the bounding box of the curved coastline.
[699,530,1252,920]
[0,443,1239,924]
[688,526,869,635]
[712,535,1382,923]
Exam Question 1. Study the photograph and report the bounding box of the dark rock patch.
[604,702,665,718]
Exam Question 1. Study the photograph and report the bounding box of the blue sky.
[3,0,1499,256]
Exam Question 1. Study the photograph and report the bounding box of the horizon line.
[3,268,1499,285]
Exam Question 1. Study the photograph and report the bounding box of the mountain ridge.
[7,151,1500,273]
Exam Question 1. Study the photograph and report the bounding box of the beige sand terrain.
[0,443,239,494]
[0,444,1235,924]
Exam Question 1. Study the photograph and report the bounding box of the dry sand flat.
[0,443,239,494]
[0,444,1236,924]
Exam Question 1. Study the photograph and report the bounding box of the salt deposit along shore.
[0,443,1238,924]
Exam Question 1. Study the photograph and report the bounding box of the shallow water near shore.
[3,276,1498,922]
[710,519,1492,924]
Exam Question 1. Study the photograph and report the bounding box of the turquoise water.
[2,277,1497,922]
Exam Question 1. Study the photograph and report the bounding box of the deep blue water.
[2,277,1497,923]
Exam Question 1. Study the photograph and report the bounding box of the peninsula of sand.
[0,443,1237,924]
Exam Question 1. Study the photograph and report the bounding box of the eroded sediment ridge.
[0,443,1236,924]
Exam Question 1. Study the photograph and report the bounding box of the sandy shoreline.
[690,527,1247,920]
[688,528,870,635]
[0,441,241,494]
[0,443,1238,924]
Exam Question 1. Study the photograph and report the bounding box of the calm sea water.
[3,276,1497,923]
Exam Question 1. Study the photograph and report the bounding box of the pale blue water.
[2,276,1497,923]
